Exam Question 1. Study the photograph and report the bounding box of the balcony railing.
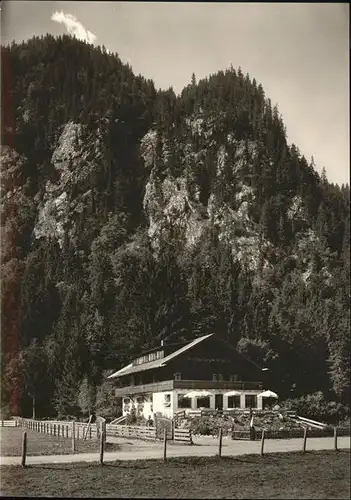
[174,380,262,390]
[114,380,174,397]
[114,379,262,397]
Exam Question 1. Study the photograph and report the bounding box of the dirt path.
[0,436,349,466]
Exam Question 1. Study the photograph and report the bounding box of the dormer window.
[229,374,238,382]
[213,374,223,381]
[174,372,182,381]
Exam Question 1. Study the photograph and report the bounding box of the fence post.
[303,427,308,453]
[66,425,69,438]
[89,426,92,440]
[54,424,56,436]
[218,427,223,457]
[99,430,104,466]
[334,427,338,451]
[72,421,75,452]
[21,432,27,467]
[163,428,167,461]
[260,429,265,457]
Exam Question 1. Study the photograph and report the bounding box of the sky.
[1,2,349,185]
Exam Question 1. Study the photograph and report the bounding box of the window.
[228,396,241,408]
[137,396,144,404]
[245,395,258,409]
[123,398,130,405]
[174,372,182,381]
[213,374,218,382]
[229,374,238,382]
[164,394,171,407]
[197,396,210,409]
[213,374,223,381]
[218,373,223,381]
[178,395,191,408]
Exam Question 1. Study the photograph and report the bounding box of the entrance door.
[215,394,223,410]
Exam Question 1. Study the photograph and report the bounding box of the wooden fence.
[155,415,173,440]
[106,424,156,440]
[173,428,193,443]
[1,419,19,427]
[232,426,351,440]
[14,418,193,444]
[105,423,193,443]
[18,418,97,440]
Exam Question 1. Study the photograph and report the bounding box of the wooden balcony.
[174,380,262,391]
[114,379,262,397]
[114,380,174,397]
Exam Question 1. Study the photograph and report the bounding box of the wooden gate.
[155,415,173,440]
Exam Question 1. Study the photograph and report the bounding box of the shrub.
[125,408,138,425]
[281,392,350,424]
[192,421,212,435]
[0,404,11,420]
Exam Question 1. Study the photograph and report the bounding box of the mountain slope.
[1,35,349,418]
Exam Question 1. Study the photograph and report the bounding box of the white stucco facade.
[121,388,263,419]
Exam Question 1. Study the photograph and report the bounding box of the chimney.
[161,340,164,347]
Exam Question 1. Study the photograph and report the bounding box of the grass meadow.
[1,450,350,498]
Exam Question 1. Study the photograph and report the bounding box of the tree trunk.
[32,395,36,420]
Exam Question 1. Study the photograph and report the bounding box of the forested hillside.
[1,35,349,419]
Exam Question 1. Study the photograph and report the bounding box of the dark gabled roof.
[107,334,214,379]
[134,340,187,359]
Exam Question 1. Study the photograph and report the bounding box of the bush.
[0,404,11,420]
[281,392,350,424]
[125,408,138,425]
[192,421,212,435]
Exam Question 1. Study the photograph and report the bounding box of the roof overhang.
[107,333,214,379]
